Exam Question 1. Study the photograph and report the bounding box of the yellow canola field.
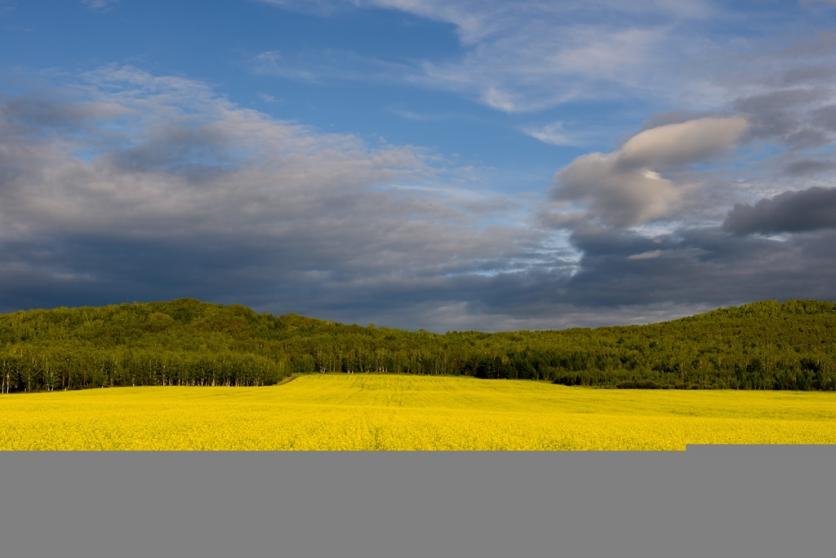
[2,374,836,451]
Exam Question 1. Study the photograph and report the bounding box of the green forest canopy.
[0,299,833,393]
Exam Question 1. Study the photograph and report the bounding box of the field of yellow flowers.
[2,374,835,451]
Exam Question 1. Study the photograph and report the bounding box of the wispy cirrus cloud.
[520,122,581,147]
[251,49,413,82]
[257,0,728,113]
[81,0,117,12]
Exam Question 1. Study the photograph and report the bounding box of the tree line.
[0,298,833,393]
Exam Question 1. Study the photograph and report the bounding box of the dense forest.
[0,299,833,393]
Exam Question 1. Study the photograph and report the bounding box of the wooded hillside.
[0,299,833,392]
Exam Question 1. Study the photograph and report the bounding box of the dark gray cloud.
[548,228,836,312]
[779,65,836,86]
[812,104,836,131]
[734,88,833,147]
[725,29,836,161]
[560,227,836,307]
[2,97,121,129]
[784,158,836,176]
[394,225,836,329]
[723,187,836,235]
[10,221,833,332]
[434,224,835,329]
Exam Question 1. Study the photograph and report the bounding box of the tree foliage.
[0,298,833,393]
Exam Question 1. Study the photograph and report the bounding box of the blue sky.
[0,0,680,185]
[1,0,835,329]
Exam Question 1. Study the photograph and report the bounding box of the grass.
[2,374,835,451]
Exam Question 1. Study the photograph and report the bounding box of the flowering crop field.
[2,374,835,451]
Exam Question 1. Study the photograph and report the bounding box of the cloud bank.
[2,66,835,330]
[0,67,551,328]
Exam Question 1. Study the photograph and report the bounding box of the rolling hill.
[0,298,833,393]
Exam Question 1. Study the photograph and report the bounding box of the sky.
[1,0,835,331]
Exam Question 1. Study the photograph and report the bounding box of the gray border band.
[1,446,834,558]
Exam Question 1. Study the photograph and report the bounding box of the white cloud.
[550,116,749,228]
[554,152,683,227]
[521,121,580,147]
[480,86,519,112]
[619,116,749,168]
[81,0,116,12]
[628,249,664,260]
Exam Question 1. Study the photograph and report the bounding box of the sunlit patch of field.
[2,374,835,451]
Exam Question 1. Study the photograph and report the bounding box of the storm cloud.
[784,159,836,176]
[724,187,836,235]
